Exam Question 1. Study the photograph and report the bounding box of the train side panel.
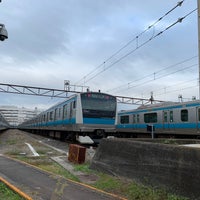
[117,101,200,138]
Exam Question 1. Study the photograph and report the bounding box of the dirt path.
[0,129,98,184]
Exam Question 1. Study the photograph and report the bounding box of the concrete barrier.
[90,138,200,200]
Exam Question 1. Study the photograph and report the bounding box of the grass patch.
[10,155,79,182]
[6,149,188,200]
[92,173,188,200]
[73,163,91,173]
[6,139,18,145]
[162,139,178,145]
[6,149,23,156]
[0,182,25,200]
[38,162,79,181]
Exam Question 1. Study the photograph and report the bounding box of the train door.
[162,110,173,130]
[133,114,140,129]
[69,101,76,123]
[69,102,73,123]
[196,107,200,131]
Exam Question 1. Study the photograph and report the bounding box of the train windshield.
[81,93,116,118]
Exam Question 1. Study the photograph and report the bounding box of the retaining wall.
[90,138,200,200]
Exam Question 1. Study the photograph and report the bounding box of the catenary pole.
[198,0,200,98]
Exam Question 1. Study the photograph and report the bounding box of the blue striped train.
[19,91,117,143]
[117,100,200,138]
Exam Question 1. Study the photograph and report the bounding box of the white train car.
[20,91,117,143]
[117,100,200,138]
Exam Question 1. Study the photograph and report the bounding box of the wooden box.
[68,144,86,164]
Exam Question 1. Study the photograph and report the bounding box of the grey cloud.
[0,0,69,62]
[0,0,197,106]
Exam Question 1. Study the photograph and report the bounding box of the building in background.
[0,106,41,126]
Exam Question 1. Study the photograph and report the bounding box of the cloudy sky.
[0,0,198,110]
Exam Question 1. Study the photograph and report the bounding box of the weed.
[0,182,25,200]
[73,163,91,173]
[6,139,17,145]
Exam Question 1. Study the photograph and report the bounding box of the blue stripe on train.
[33,117,115,127]
[117,123,199,129]
[83,118,115,125]
[34,118,76,127]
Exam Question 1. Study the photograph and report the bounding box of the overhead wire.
[75,1,185,85]
[126,78,199,101]
[83,7,197,84]
[120,64,197,93]
[153,78,198,96]
[106,55,198,93]
[155,84,199,99]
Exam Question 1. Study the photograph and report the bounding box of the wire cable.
[121,63,197,91]
[75,1,185,85]
[83,7,197,84]
[107,55,197,92]
[154,78,198,95]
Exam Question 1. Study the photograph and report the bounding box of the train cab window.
[181,109,188,122]
[120,115,129,124]
[170,111,173,122]
[144,113,157,123]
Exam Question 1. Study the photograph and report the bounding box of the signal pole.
[198,0,200,98]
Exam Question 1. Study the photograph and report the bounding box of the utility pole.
[198,0,200,98]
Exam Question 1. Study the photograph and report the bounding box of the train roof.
[118,100,200,113]
[34,91,117,115]
[137,101,178,109]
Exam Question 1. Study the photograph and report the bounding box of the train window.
[137,114,140,123]
[170,111,173,122]
[47,112,49,122]
[43,115,46,122]
[120,115,129,124]
[198,108,200,121]
[50,111,54,121]
[58,108,61,118]
[39,116,42,123]
[164,112,167,122]
[73,101,76,109]
[54,108,61,120]
[133,115,136,123]
[55,108,58,120]
[181,109,188,122]
[63,105,68,119]
[144,113,157,123]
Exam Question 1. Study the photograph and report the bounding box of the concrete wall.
[90,138,200,200]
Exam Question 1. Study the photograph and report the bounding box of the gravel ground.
[0,129,66,156]
[0,129,97,184]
